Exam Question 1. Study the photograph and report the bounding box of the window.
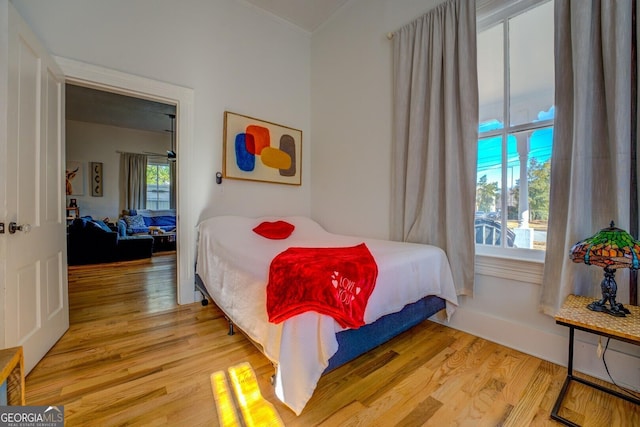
[146,162,171,210]
[476,0,554,255]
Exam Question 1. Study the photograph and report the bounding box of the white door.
[1,2,68,373]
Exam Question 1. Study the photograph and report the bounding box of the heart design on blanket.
[331,271,361,304]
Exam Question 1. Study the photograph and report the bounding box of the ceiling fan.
[144,113,176,161]
[166,113,176,161]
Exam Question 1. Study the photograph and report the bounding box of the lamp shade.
[569,221,640,270]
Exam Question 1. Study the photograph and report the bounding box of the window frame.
[475,0,553,269]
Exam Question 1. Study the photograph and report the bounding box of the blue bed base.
[194,274,445,373]
[325,295,445,372]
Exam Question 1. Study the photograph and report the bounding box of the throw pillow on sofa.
[123,215,146,233]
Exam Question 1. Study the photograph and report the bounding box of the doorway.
[65,84,177,265]
[58,56,196,305]
[66,84,177,219]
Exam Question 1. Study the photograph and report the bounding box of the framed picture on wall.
[90,162,103,197]
[223,111,302,185]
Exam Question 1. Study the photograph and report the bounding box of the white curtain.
[539,0,634,315]
[391,0,478,296]
[119,152,148,211]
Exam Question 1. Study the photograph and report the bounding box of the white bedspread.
[196,216,458,415]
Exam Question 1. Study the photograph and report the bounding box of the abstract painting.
[223,111,302,185]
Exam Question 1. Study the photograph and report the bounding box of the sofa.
[67,217,154,265]
[120,209,176,235]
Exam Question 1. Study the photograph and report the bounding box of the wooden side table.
[552,294,640,426]
[0,346,25,405]
[65,206,79,220]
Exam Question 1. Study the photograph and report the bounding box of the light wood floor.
[25,253,639,426]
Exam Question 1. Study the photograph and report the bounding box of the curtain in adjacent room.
[540,0,634,315]
[390,0,478,296]
[169,160,176,210]
[119,152,148,211]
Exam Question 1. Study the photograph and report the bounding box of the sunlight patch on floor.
[211,362,284,427]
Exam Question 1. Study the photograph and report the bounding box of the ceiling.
[245,0,349,32]
[66,84,176,134]
[65,1,348,133]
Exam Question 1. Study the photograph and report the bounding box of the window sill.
[475,245,544,284]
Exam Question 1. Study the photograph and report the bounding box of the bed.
[195,215,458,415]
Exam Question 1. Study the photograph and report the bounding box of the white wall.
[12,0,312,231]
[311,0,639,391]
[65,120,169,220]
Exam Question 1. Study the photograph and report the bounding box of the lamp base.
[586,300,630,317]
[586,266,631,317]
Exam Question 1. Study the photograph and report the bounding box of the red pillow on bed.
[253,221,295,239]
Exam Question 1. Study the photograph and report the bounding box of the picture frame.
[90,161,103,197]
[223,111,302,185]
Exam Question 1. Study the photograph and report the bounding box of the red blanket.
[266,243,378,329]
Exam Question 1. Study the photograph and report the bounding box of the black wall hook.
[216,172,223,184]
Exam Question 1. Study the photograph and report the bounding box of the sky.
[477,106,554,188]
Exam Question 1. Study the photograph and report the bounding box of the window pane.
[476,136,502,218]
[509,1,554,126]
[478,23,504,125]
[146,164,171,210]
[476,1,554,254]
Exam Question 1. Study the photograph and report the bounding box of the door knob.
[8,222,31,234]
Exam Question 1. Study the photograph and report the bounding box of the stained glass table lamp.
[569,221,639,317]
